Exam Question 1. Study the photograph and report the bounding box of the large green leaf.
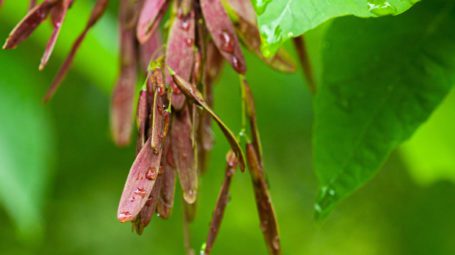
[314,0,455,218]
[401,89,455,185]
[0,56,55,239]
[253,0,419,56]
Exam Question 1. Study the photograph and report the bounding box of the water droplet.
[260,220,268,232]
[328,189,336,196]
[157,86,165,96]
[172,83,181,94]
[134,187,147,198]
[118,211,132,222]
[219,30,234,53]
[200,242,207,255]
[367,0,396,16]
[184,189,197,203]
[146,167,158,180]
[272,236,280,250]
[180,18,190,31]
[232,56,244,72]
[185,38,194,47]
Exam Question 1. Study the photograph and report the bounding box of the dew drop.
[134,187,147,198]
[118,211,132,222]
[146,167,158,180]
[272,236,280,250]
[219,30,234,53]
[200,242,207,255]
[232,56,244,72]
[367,0,396,16]
[185,38,194,47]
[157,104,164,115]
[180,18,190,31]
[157,86,165,96]
[172,83,182,94]
[184,189,196,203]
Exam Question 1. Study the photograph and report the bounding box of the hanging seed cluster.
[2,0,314,254]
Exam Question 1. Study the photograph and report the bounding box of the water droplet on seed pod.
[134,187,147,198]
[146,167,158,180]
[219,30,234,53]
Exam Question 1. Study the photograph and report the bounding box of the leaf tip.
[314,185,340,220]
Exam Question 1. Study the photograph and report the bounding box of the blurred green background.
[1,1,455,255]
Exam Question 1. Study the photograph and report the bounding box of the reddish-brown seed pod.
[3,0,59,50]
[204,151,238,255]
[147,68,169,153]
[135,89,149,152]
[139,30,162,71]
[171,106,198,204]
[226,0,256,25]
[117,137,163,223]
[43,0,109,101]
[242,78,263,162]
[110,0,139,147]
[156,140,176,219]
[200,0,246,74]
[246,144,281,255]
[132,174,163,235]
[136,0,167,43]
[171,73,246,171]
[165,10,195,110]
[39,0,71,70]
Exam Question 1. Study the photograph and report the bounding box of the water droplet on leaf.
[367,0,396,16]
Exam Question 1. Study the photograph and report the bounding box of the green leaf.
[401,89,455,185]
[0,56,55,240]
[253,0,419,56]
[314,0,455,218]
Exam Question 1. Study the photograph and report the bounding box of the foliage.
[253,0,419,56]
[1,0,455,254]
[314,0,455,217]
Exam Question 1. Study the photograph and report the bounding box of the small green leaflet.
[253,0,419,56]
[314,0,455,218]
